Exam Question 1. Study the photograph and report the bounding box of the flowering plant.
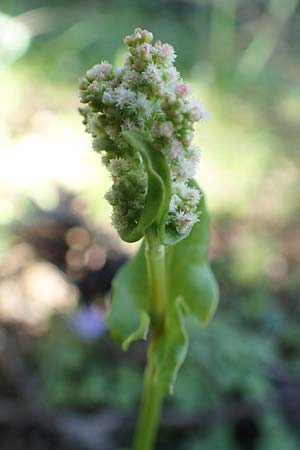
[79,28,218,450]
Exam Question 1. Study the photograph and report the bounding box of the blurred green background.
[0,1,299,449]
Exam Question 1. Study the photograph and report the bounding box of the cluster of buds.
[79,28,207,236]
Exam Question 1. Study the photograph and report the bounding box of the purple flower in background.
[71,305,108,341]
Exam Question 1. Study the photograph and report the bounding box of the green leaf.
[107,243,150,350]
[150,188,218,392]
[118,130,171,243]
[167,187,219,324]
[108,182,218,391]
[159,179,202,246]
[119,130,197,246]
[158,201,193,246]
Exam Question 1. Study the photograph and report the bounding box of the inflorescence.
[79,28,207,236]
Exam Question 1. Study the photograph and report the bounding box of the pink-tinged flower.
[86,62,113,81]
[174,210,198,234]
[176,83,190,96]
[186,99,209,121]
[143,63,162,85]
[186,187,201,206]
[156,42,177,64]
[159,121,173,138]
[139,43,152,62]
[124,34,135,47]
[163,91,177,104]
[114,86,136,109]
[170,141,184,158]
[181,130,194,146]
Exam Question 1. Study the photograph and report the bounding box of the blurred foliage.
[38,313,274,411]
[173,315,274,410]
[1,0,300,449]
[181,414,300,450]
[39,322,142,410]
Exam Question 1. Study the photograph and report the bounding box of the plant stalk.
[132,350,164,450]
[132,226,167,450]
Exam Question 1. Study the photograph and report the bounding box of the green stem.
[144,226,167,333]
[132,226,166,450]
[132,349,164,450]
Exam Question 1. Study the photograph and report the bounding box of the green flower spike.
[79,27,218,450]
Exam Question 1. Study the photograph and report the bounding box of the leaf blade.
[120,130,171,243]
[107,242,150,348]
[167,188,219,324]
